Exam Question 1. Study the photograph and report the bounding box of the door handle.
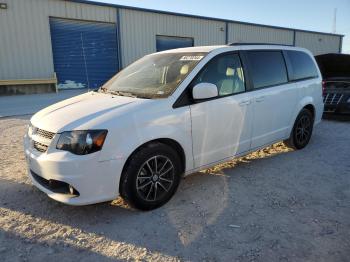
[255,96,265,102]
[239,99,251,106]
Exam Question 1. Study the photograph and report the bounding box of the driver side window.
[193,53,245,96]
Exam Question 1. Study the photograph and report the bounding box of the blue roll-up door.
[49,18,119,89]
[156,35,194,52]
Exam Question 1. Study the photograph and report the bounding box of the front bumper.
[24,134,123,205]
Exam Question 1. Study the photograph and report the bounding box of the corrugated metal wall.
[119,9,226,67]
[0,0,116,80]
[0,0,343,81]
[227,23,294,45]
[294,31,341,55]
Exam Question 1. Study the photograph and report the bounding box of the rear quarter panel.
[288,77,323,135]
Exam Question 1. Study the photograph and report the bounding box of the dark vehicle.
[315,53,350,115]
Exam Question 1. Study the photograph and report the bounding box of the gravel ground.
[0,116,349,262]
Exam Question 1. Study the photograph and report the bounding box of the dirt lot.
[0,116,349,262]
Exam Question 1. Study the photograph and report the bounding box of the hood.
[31,92,147,132]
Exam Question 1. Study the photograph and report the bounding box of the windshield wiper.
[108,90,137,98]
[99,88,150,99]
[99,86,108,93]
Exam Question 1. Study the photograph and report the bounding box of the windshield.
[100,52,207,98]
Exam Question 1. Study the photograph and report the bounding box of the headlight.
[56,130,108,155]
[347,97,350,103]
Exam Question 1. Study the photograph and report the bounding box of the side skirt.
[183,137,289,176]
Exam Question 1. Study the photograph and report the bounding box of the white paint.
[24,45,323,206]
[192,83,218,100]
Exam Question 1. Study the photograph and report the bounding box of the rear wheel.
[120,143,182,210]
[284,108,314,150]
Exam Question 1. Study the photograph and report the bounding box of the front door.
[190,53,253,168]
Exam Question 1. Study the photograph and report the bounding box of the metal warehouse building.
[0,0,344,95]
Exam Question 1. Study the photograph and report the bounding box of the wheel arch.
[287,97,316,136]
[292,96,315,120]
[303,104,315,120]
[119,138,186,193]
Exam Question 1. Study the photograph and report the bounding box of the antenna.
[332,8,337,33]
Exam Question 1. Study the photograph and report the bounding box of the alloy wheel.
[295,115,312,145]
[136,155,175,202]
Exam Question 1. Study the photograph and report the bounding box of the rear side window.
[246,51,288,89]
[285,50,319,80]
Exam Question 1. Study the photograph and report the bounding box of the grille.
[323,93,343,105]
[33,141,48,153]
[34,128,55,140]
[31,126,55,153]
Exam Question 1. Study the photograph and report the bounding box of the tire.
[284,108,314,150]
[120,142,182,210]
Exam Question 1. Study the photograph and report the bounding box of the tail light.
[322,80,326,97]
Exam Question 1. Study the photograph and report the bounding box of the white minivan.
[24,44,323,210]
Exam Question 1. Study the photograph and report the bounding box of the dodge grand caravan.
[24,44,323,210]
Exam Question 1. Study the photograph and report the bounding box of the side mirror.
[192,83,218,100]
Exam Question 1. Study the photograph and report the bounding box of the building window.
[156,35,194,52]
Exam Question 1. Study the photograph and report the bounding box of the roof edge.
[67,0,345,37]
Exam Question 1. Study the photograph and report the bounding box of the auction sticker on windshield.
[179,56,204,61]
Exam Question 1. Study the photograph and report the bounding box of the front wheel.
[120,143,182,210]
[284,108,314,150]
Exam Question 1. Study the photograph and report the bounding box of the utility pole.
[332,8,337,33]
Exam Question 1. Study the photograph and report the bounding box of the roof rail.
[227,42,294,47]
